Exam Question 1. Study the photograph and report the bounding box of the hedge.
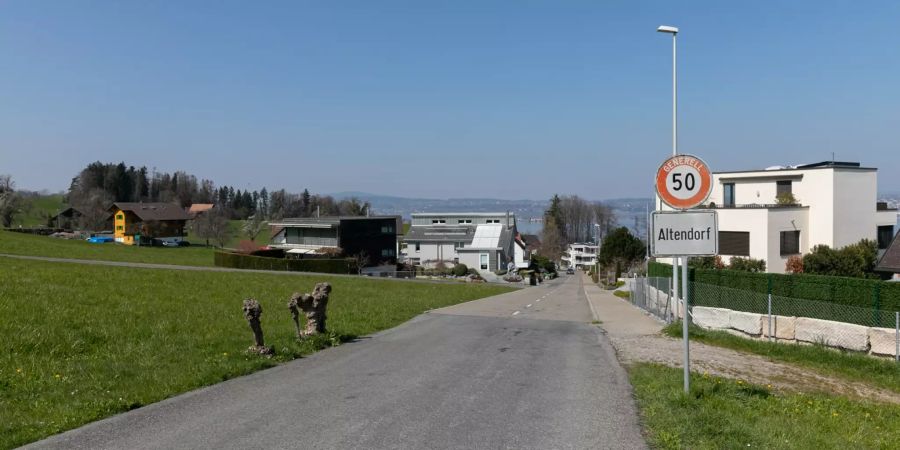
[649,261,900,314]
[214,251,357,274]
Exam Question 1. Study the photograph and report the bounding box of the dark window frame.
[780,230,801,256]
[723,183,735,207]
[877,225,894,250]
[719,231,750,256]
[776,180,793,196]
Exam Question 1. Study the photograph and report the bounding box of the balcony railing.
[703,203,804,209]
[285,237,339,247]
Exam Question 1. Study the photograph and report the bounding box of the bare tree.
[194,207,232,247]
[74,188,113,231]
[540,216,566,262]
[352,251,371,274]
[0,175,24,227]
[242,214,266,242]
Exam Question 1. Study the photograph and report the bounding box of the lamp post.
[658,24,690,393]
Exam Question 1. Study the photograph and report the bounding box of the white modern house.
[403,212,518,275]
[562,243,599,270]
[657,161,898,273]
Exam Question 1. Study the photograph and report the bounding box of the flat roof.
[714,161,877,175]
[269,216,400,227]
[411,212,513,217]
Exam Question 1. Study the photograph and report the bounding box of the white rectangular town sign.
[651,210,718,257]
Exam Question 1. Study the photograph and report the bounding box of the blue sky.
[1,1,898,199]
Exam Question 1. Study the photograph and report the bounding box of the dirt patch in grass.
[611,333,900,405]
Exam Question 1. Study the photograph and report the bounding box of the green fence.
[649,261,900,315]
[214,251,358,274]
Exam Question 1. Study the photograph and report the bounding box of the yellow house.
[109,202,190,246]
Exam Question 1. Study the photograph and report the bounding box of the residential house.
[187,203,215,218]
[403,212,517,274]
[562,243,599,270]
[656,161,898,273]
[110,202,191,245]
[875,230,900,280]
[268,216,401,265]
[512,233,541,270]
[48,206,85,230]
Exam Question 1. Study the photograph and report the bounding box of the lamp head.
[657,25,679,34]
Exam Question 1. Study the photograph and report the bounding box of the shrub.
[728,257,766,272]
[452,264,469,277]
[785,255,803,274]
[648,261,900,320]
[214,251,357,274]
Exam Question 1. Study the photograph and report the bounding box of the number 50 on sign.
[655,154,713,210]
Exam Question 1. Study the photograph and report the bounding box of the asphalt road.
[25,274,646,450]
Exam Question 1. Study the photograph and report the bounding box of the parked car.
[566,267,575,275]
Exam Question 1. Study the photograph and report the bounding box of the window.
[719,231,750,256]
[780,230,800,255]
[723,183,735,207]
[116,214,124,220]
[381,249,395,257]
[486,219,500,224]
[415,242,420,252]
[480,254,488,270]
[381,225,394,234]
[776,180,792,196]
[116,225,124,231]
[454,242,465,249]
[432,219,446,224]
[877,225,895,250]
[458,219,472,224]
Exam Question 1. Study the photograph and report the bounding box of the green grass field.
[14,194,66,228]
[0,257,512,448]
[662,322,900,393]
[0,230,216,266]
[630,363,900,449]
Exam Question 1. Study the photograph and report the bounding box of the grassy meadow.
[0,257,513,448]
[630,363,900,449]
[0,230,216,266]
[13,194,66,228]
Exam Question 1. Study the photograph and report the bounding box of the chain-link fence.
[629,277,674,323]
[629,276,900,361]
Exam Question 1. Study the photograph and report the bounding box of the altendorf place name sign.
[651,210,718,257]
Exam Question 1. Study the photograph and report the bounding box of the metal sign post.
[653,154,716,393]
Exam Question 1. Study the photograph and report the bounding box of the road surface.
[26,274,646,450]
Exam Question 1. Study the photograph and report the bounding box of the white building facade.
[656,161,898,274]
[403,212,518,275]
[562,243,599,270]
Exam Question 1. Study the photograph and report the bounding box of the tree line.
[65,162,372,227]
[539,194,617,261]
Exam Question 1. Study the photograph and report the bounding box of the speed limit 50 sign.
[655,154,713,210]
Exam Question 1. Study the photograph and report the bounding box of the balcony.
[702,203,804,210]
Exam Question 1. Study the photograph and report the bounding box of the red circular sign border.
[655,154,713,210]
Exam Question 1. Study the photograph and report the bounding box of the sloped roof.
[188,203,215,214]
[521,234,542,250]
[111,202,190,221]
[876,230,900,273]
[469,224,503,249]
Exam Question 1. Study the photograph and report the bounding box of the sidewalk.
[582,274,662,339]
[580,274,900,404]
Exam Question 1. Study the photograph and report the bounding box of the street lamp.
[658,24,689,393]
[656,25,678,156]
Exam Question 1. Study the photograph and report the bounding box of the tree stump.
[242,298,273,355]
[287,282,332,338]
